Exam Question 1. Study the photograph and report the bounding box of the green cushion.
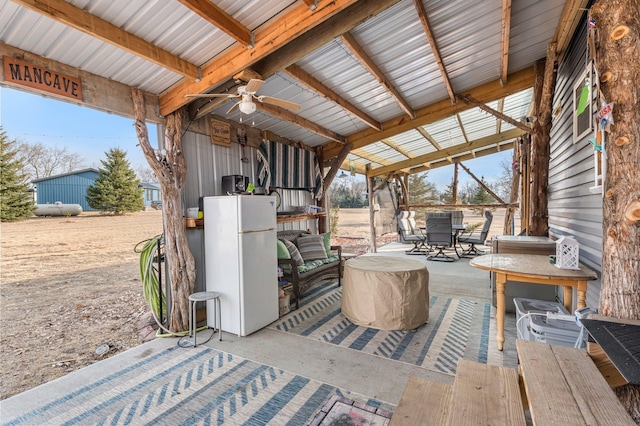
[277,239,291,260]
[296,235,328,261]
[322,232,331,256]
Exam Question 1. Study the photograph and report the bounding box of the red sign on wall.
[2,56,82,101]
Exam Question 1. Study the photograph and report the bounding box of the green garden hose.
[135,235,207,338]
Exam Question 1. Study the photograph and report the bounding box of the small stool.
[188,291,222,347]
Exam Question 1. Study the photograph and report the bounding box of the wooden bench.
[517,339,635,425]
[391,360,525,425]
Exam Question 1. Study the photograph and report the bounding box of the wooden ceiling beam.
[12,0,198,79]
[496,98,505,133]
[323,67,534,159]
[456,114,470,143]
[340,32,415,119]
[461,94,531,133]
[349,148,391,166]
[409,141,515,173]
[500,0,512,85]
[416,127,442,150]
[413,0,456,104]
[283,64,382,131]
[252,0,402,78]
[255,102,347,144]
[160,0,361,115]
[554,0,590,61]
[339,158,368,175]
[178,0,253,47]
[302,0,318,10]
[381,138,430,169]
[368,128,525,177]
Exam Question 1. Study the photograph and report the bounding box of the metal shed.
[32,168,99,212]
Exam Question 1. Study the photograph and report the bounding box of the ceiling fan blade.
[185,93,238,98]
[258,96,300,111]
[244,79,265,93]
[226,102,240,114]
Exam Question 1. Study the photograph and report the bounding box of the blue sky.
[1,86,511,190]
[0,87,155,172]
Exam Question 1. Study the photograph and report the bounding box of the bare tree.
[136,165,158,183]
[17,141,85,180]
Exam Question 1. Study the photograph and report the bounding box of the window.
[573,62,595,144]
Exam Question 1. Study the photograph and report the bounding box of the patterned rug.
[3,346,394,426]
[270,282,504,375]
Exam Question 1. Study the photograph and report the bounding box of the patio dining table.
[470,253,597,350]
[452,224,467,258]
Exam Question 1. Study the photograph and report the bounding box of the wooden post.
[504,140,521,235]
[132,89,195,333]
[520,134,530,235]
[529,43,557,236]
[453,162,459,205]
[316,146,327,234]
[592,1,640,418]
[366,164,377,253]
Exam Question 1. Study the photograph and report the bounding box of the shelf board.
[276,212,325,224]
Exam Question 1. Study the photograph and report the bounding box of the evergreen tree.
[469,178,495,214]
[86,148,144,214]
[408,172,439,205]
[0,128,35,221]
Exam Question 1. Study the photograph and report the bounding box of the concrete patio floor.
[1,242,520,421]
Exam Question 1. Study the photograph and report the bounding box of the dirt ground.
[0,207,513,400]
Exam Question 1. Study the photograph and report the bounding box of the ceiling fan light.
[238,101,256,115]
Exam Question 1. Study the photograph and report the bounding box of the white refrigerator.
[203,195,278,336]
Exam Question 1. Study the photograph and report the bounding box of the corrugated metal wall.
[34,170,98,212]
[180,129,317,292]
[548,11,602,309]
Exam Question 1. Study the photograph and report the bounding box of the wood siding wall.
[548,13,602,309]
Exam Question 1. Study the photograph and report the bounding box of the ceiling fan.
[186,79,300,115]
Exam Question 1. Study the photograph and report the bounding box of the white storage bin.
[514,297,570,341]
[529,314,581,347]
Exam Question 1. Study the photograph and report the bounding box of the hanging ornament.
[576,84,590,115]
[588,17,596,28]
[588,138,603,152]
[597,99,614,131]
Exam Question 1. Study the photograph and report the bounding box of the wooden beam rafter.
[349,148,392,166]
[500,0,512,85]
[410,140,515,174]
[302,0,318,10]
[413,0,456,104]
[340,32,415,119]
[160,0,361,115]
[415,127,442,150]
[380,138,430,169]
[323,67,535,159]
[284,64,382,131]
[368,127,525,177]
[460,94,531,133]
[255,102,347,144]
[456,114,470,143]
[12,0,198,79]
[496,98,505,133]
[178,0,253,47]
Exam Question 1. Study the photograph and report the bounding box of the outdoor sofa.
[277,229,342,309]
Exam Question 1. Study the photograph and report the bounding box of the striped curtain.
[257,139,323,199]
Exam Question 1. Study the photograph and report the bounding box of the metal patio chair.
[458,210,493,257]
[398,211,428,255]
[425,214,455,262]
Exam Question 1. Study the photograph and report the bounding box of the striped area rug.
[3,346,394,426]
[270,282,500,375]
